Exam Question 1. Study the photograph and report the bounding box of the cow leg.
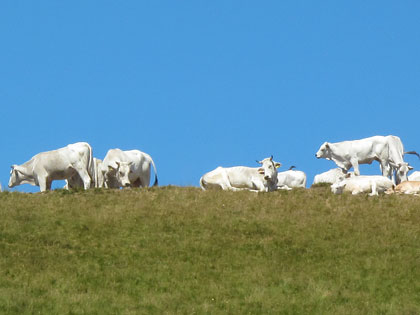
[46,179,53,191]
[38,178,48,192]
[220,169,235,190]
[351,159,360,176]
[75,169,91,190]
[131,178,142,188]
[369,181,379,196]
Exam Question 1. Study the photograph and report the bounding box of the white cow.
[200,156,281,192]
[312,168,355,186]
[408,171,420,181]
[331,175,394,196]
[65,158,103,189]
[101,149,158,188]
[0,182,2,192]
[8,142,94,192]
[315,136,391,177]
[276,166,307,190]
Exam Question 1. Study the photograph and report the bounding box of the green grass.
[0,186,419,314]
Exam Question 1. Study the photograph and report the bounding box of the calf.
[388,181,420,195]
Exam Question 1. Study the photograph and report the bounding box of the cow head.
[315,142,331,159]
[395,162,413,184]
[256,156,281,186]
[108,161,133,188]
[331,179,346,194]
[8,165,29,188]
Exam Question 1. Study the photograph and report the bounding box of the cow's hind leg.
[75,168,91,190]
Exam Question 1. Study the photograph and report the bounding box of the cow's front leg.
[351,159,360,176]
[38,176,48,192]
[369,181,379,196]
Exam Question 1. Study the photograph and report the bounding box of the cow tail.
[150,158,158,187]
[199,176,206,190]
[87,143,95,186]
[404,151,420,159]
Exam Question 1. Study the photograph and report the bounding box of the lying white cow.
[276,166,306,190]
[408,171,420,181]
[101,149,158,188]
[65,158,103,189]
[312,168,354,186]
[388,181,420,195]
[9,142,94,192]
[200,156,281,192]
[331,175,394,196]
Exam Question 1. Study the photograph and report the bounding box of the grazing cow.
[408,171,420,181]
[385,135,418,184]
[312,168,354,186]
[276,166,307,190]
[387,181,420,195]
[101,149,158,188]
[65,158,103,189]
[200,156,281,192]
[330,175,394,196]
[8,142,94,192]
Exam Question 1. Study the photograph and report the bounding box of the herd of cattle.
[5,135,420,195]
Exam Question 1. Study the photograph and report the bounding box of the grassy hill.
[0,186,419,314]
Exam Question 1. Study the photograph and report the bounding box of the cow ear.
[325,142,330,149]
[275,162,281,169]
[258,168,265,174]
[128,161,133,166]
[108,165,116,171]
[409,165,414,170]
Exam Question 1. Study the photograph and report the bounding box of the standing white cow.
[315,136,391,177]
[312,168,355,186]
[200,156,281,192]
[8,142,94,192]
[331,175,394,196]
[276,166,306,190]
[101,149,158,188]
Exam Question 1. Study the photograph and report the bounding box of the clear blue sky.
[2,1,420,192]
